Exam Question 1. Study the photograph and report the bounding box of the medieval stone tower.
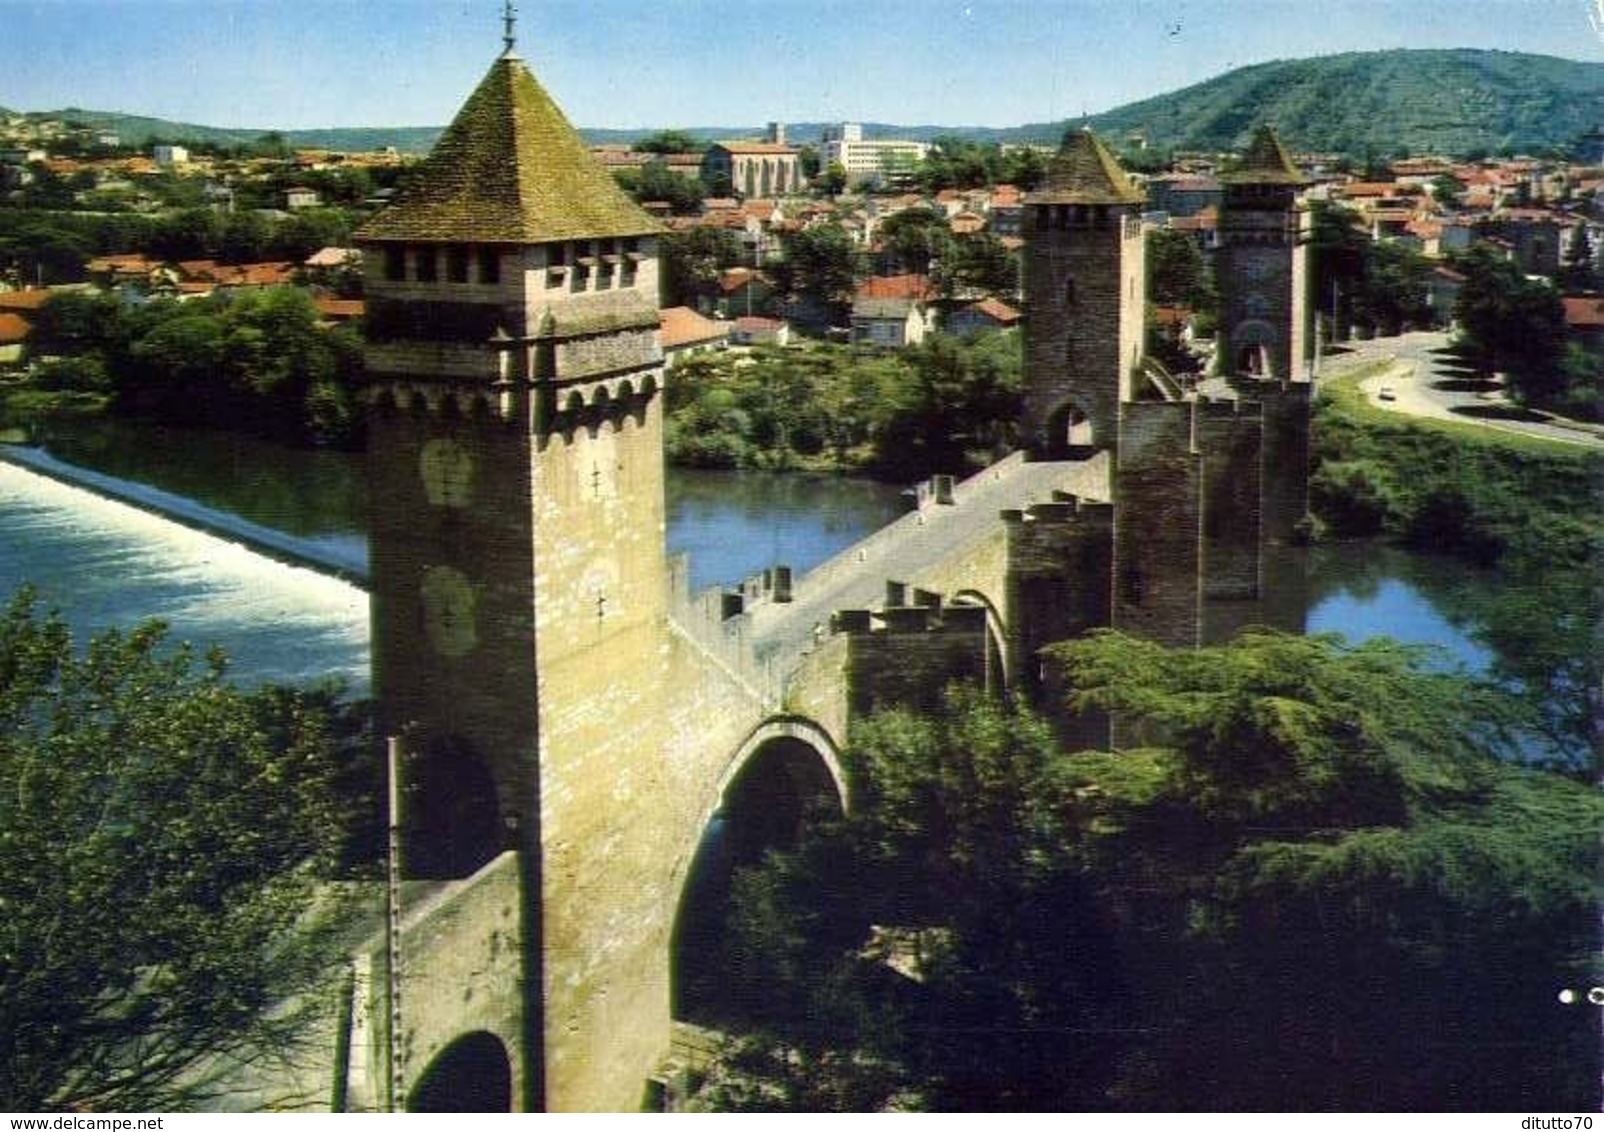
[356,38,677,1111]
[1217,125,1314,549]
[1021,129,1146,457]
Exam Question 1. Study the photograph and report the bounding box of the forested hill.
[1074,49,1604,157]
[9,48,1600,158]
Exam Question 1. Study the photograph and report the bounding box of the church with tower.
[322,11,1313,1113]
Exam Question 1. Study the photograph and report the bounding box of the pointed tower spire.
[1222,124,1307,185]
[1033,128,1144,205]
[355,51,659,244]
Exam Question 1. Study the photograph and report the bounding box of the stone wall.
[357,853,528,1112]
[1256,379,1312,547]
[1003,495,1113,697]
[840,602,991,718]
[1197,397,1263,603]
[1022,208,1144,454]
[1113,400,1202,649]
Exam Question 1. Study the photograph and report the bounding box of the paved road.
[1321,331,1604,450]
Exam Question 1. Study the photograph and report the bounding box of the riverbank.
[1313,362,1603,566]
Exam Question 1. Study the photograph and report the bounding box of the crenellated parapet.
[828,592,994,718]
[1001,492,1115,697]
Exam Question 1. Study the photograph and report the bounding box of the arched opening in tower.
[1046,402,1095,456]
[1237,343,1271,377]
[670,735,846,1027]
[402,735,507,880]
[407,1031,513,1112]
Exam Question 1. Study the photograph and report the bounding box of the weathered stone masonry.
[324,40,1312,1112]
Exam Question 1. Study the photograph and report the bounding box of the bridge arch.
[952,588,1010,692]
[407,1030,513,1112]
[669,716,847,1024]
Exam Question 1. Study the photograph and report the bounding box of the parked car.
[1378,385,1396,401]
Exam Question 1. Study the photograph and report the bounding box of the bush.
[1309,458,1399,535]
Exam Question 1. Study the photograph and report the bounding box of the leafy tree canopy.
[0,588,362,1110]
[694,631,1601,1111]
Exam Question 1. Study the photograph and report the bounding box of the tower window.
[415,247,438,283]
[447,245,470,283]
[384,245,405,281]
[478,247,501,284]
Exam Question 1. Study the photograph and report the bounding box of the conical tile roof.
[1031,128,1143,206]
[357,54,662,244]
[1221,125,1308,186]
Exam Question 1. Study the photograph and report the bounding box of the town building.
[820,123,929,189]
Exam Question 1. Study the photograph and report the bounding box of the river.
[0,418,1529,710]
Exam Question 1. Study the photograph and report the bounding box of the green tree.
[660,226,744,309]
[1308,202,1370,338]
[1356,240,1433,334]
[776,222,860,310]
[877,206,953,276]
[614,160,704,214]
[1452,243,1566,403]
[938,232,1019,300]
[1146,227,1213,310]
[999,146,1046,191]
[1431,173,1465,210]
[697,632,1600,1111]
[635,129,706,154]
[1048,630,1600,1109]
[0,588,357,1110]
[819,161,848,197]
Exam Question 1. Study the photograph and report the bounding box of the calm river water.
[0,418,1510,700]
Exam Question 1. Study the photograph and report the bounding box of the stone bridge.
[309,34,1312,1113]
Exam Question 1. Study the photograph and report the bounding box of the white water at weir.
[0,460,371,691]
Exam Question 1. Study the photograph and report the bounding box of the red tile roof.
[714,143,799,156]
[1562,296,1604,329]
[1339,182,1402,198]
[313,297,365,321]
[856,274,936,302]
[0,289,53,312]
[659,306,729,349]
[717,267,766,294]
[966,297,1020,324]
[0,312,32,344]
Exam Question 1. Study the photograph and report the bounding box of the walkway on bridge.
[744,452,1109,671]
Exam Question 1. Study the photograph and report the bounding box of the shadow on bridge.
[669,728,846,1028]
[407,1031,513,1112]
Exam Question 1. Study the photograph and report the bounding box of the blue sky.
[1,0,1598,131]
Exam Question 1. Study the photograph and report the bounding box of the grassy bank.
[1312,365,1602,569]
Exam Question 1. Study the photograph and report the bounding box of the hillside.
[8,48,1600,159]
[1074,49,1604,156]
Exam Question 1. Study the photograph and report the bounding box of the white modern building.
[821,123,929,187]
